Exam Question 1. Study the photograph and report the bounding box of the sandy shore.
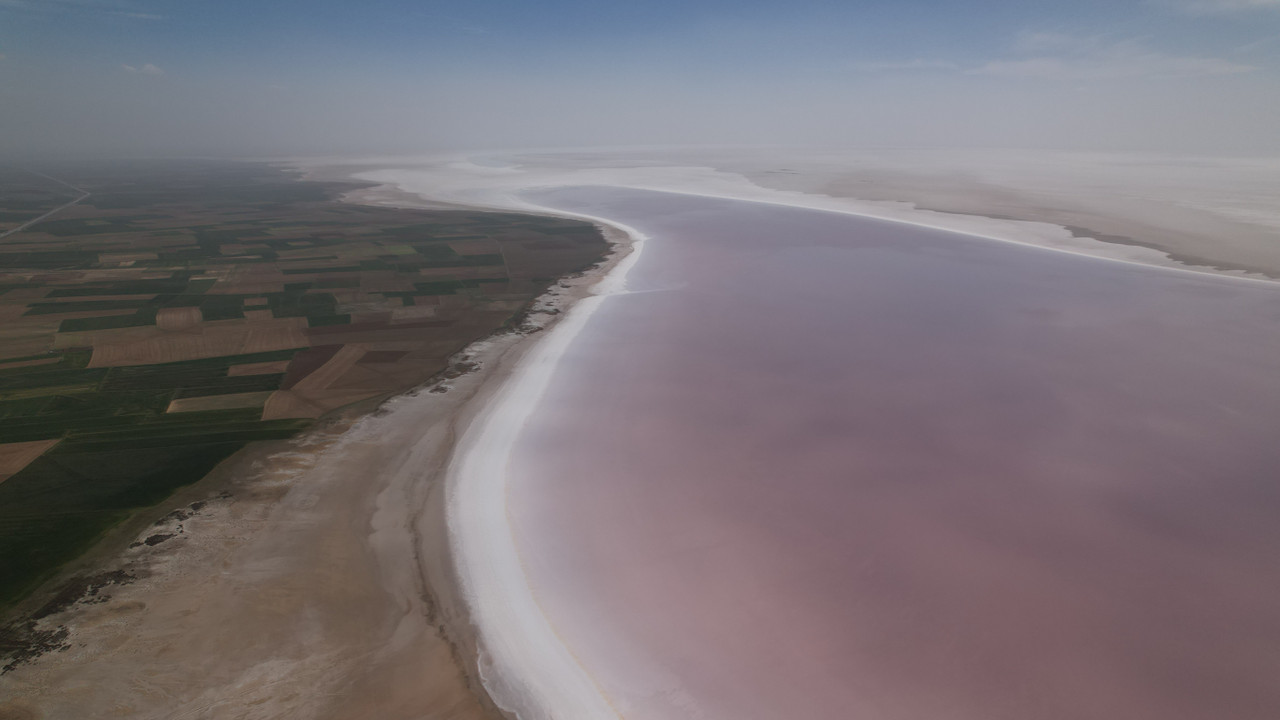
[0,175,632,720]
[442,209,645,720]
[0,352,507,720]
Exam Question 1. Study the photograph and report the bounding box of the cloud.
[853,59,960,72]
[1151,0,1280,14]
[0,0,162,19]
[123,63,163,75]
[1011,32,1099,55]
[849,34,1252,82]
[970,36,1256,79]
[1236,32,1280,53]
[1,0,94,9]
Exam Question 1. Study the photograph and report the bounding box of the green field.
[0,160,609,615]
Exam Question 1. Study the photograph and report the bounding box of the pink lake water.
[506,188,1280,720]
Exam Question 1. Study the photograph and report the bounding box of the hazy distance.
[1,0,1279,158]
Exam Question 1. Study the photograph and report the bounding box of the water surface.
[508,188,1280,720]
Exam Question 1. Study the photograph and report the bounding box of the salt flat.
[500,187,1280,720]
[352,148,1280,282]
[353,151,1280,719]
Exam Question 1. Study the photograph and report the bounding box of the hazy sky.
[1,0,1278,158]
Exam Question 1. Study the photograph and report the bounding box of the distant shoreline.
[344,152,1280,286]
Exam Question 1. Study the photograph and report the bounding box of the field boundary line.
[0,169,92,240]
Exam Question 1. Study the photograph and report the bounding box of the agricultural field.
[0,168,85,238]
[0,160,609,607]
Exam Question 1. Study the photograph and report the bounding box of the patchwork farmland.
[0,161,608,606]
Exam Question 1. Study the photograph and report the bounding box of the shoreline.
[429,182,1280,720]
[6,152,1268,718]
[350,158,1280,288]
[0,166,629,720]
[443,211,645,719]
[325,167,647,717]
[320,158,1280,717]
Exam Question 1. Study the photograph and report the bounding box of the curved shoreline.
[351,159,1280,288]
[340,159,1278,719]
[440,184,1280,720]
[0,168,629,720]
[353,164,1243,720]
[333,162,652,717]
[318,170,648,718]
[443,208,646,720]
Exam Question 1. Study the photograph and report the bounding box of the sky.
[1,0,1278,158]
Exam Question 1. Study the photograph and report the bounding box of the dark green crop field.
[0,160,609,611]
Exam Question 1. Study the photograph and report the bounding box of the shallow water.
[507,188,1280,720]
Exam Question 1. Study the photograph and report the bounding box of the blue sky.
[1,0,1278,156]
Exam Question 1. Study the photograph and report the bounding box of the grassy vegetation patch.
[45,274,196,298]
[57,314,154,333]
[413,280,463,295]
[0,442,242,605]
[26,299,153,316]
[0,353,309,603]
[0,365,107,394]
[0,251,100,269]
[32,218,140,236]
[197,295,246,321]
[0,160,610,614]
[170,374,285,397]
[280,266,361,275]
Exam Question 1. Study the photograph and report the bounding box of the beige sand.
[0,341,519,720]
[0,246,619,719]
[165,390,274,414]
[0,393,486,720]
[261,388,377,420]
